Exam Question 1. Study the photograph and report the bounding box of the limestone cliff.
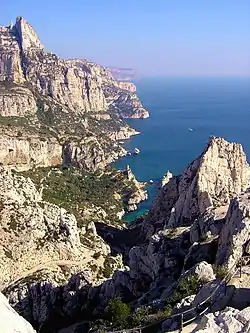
[142,137,250,239]
[0,17,148,171]
[216,189,250,269]
[0,83,37,116]
[0,167,124,291]
[0,132,61,171]
[0,17,148,119]
[3,137,250,332]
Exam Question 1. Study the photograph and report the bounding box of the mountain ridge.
[0,16,149,171]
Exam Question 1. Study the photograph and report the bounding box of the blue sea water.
[114,77,250,222]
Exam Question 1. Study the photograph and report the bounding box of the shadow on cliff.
[6,280,102,333]
[228,287,250,310]
[6,271,140,333]
[95,222,143,262]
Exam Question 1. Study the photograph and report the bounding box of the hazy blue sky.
[1,0,250,76]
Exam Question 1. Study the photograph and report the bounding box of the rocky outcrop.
[161,170,173,187]
[117,82,136,93]
[0,292,36,333]
[122,165,148,211]
[191,306,250,332]
[0,83,37,116]
[143,137,250,239]
[0,26,25,83]
[0,17,148,119]
[0,133,61,171]
[183,261,216,283]
[216,190,250,269]
[0,167,123,289]
[15,16,43,50]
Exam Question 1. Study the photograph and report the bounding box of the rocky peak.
[0,17,148,118]
[14,16,44,50]
[142,137,250,239]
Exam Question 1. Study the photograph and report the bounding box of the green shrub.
[164,304,173,317]
[179,275,200,295]
[103,257,114,278]
[213,265,228,280]
[166,275,200,306]
[131,307,149,326]
[107,298,131,328]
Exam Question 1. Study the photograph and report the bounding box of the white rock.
[0,292,36,333]
[216,190,250,269]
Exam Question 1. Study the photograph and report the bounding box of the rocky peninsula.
[1,17,250,333]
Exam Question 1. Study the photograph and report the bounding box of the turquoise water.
[114,77,250,222]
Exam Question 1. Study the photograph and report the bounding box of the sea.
[114,77,250,222]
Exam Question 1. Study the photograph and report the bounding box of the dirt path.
[2,258,91,291]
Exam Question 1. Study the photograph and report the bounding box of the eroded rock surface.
[0,17,148,119]
[0,167,123,290]
[143,137,250,239]
[2,137,250,332]
[216,190,250,269]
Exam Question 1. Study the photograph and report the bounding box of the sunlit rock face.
[142,137,250,239]
[0,17,148,118]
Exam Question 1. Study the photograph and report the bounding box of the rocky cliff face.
[3,137,250,332]
[0,132,61,171]
[0,167,123,291]
[0,83,37,116]
[0,17,148,171]
[0,17,148,119]
[142,137,250,239]
[216,189,250,269]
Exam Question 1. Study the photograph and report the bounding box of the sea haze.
[114,77,250,221]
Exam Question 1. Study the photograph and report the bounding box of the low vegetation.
[166,275,201,305]
[213,264,228,280]
[107,298,132,328]
[95,276,201,330]
[21,165,139,228]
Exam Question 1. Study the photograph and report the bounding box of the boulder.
[172,294,196,314]
[184,261,216,283]
[193,307,247,333]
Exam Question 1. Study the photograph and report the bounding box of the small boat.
[149,180,154,184]
[119,141,124,144]
[188,128,194,132]
[132,148,140,155]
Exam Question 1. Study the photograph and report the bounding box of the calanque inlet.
[1,17,250,333]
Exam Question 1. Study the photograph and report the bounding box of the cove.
[114,77,250,222]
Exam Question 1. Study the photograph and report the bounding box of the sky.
[1,0,250,77]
